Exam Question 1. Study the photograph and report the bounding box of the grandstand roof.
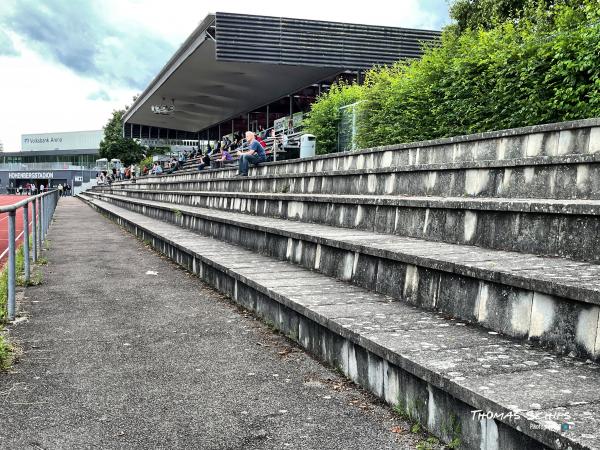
[123,12,440,133]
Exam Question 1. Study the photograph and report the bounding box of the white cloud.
[0,36,137,151]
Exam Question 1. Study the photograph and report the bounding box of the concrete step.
[81,191,600,363]
[122,119,600,188]
[97,187,600,263]
[79,194,600,450]
[115,152,600,200]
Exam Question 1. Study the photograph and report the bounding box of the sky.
[0,0,450,152]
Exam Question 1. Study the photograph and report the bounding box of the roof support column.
[266,105,270,129]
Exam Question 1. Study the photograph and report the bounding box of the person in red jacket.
[256,135,267,149]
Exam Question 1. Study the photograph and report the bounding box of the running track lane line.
[0,219,33,261]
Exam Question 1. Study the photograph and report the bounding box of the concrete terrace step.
[126,153,600,182]
[122,118,600,186]
[98,187,600,262]
[116,152,600,200]
[82,191,600,363]
[80,194,600,450]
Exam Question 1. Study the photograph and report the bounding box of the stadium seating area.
[79,118,600,449]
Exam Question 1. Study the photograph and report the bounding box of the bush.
[305,1,600,152]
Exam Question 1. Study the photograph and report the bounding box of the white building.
[21,130,104,152]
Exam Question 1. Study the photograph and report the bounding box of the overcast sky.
[0,0,450,151]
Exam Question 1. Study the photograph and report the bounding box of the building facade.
[0,130,103,193]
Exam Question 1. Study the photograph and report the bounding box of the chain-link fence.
[337,101,365,152]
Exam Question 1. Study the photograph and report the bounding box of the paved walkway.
[0,197,429,449]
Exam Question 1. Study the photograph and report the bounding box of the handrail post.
[7,211,16,321]
[37,197,42,254]
[31,198,38,262]
[23,203,30,284]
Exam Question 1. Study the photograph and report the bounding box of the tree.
[99,99,145,166]
[447,0,563,34]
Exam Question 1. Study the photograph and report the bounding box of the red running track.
[0,195,32,265]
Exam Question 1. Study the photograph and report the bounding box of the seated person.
[212,149,233,168]
[256,134,267,149]
[167,157,179,174]
[151,162,163,175]
[237,131,266,176]
[218,149,233,162]
[197,152,211,171]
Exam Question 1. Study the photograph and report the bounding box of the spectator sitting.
[167,157,180,174]
[197,151,211,171]
[256,134,267,149]
[237,131,266,177]
[151,162,163,175]
[212,149,233,168]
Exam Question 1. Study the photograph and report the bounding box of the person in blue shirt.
[237,131,266,176]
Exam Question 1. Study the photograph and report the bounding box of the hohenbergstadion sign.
[9,172,54,179]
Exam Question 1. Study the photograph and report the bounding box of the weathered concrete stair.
[115,153,600,200]
[82,190,600,365]
[116,119,600,199]
[80,194,600,450]
[97,187,600,262]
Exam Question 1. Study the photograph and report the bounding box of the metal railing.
[3,189,60,321]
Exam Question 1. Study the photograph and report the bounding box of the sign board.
[274,117,287,133]
[9,172,54,179]
[292,112,303,128]
[74,176,83,182]
[22,130,104,152]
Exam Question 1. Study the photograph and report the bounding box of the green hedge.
[304,1,600,152]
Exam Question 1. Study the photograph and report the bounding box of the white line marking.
[0,219,34,261]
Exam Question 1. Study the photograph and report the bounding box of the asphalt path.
[0,197,436,449]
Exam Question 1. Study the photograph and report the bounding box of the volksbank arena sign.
[21,130,104,151]
[9,172,54,179]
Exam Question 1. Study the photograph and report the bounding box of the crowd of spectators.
[12,182,71,196]
[132,126,299,178]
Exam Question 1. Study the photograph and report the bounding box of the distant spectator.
[58,184,64,196]
[40,184,45,193]
[256,134,267,149]
[167,157,180,174]
[237,131,266,176]
[151,163,163,175]
[30,184,36,195]
[197,152,211,171]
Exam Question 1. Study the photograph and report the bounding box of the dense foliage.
[304,0,600,153]
[447,0,559,34]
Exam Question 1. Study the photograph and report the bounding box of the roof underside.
[124,12,440,133]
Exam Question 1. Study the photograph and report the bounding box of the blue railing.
[2,190,60,320]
